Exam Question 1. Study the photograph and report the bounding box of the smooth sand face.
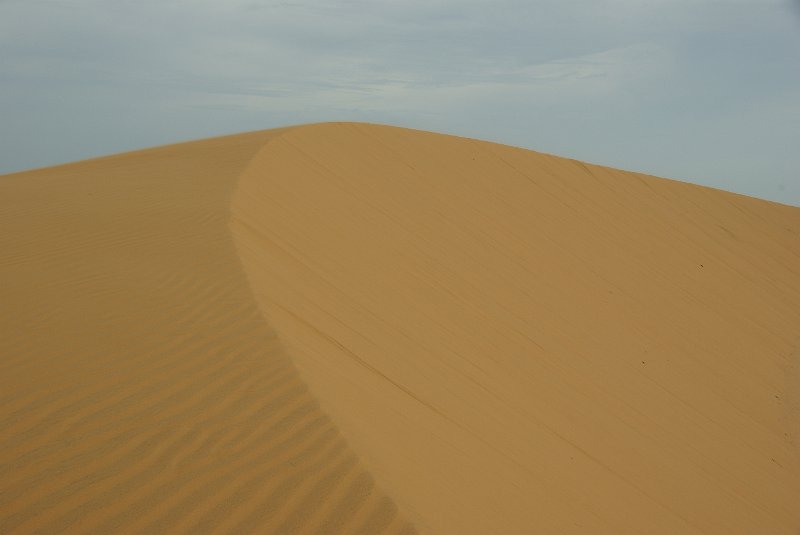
[2,122,799,534]
[231,123,800,534]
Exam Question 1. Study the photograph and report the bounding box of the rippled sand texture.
[0,129,414,534]
[2,122,799,534]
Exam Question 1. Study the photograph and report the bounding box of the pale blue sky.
[1,0,798,205]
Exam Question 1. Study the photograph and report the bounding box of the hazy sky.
[1,0,799,205]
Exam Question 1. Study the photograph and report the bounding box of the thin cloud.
[0,0,798,205]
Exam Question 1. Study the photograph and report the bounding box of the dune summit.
[1,122,799,534]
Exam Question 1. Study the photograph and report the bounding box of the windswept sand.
[2,122,799,534]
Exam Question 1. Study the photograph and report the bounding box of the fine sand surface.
[2,122,799,534]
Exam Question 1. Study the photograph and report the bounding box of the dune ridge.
[1,122,799,534]
[231,123,800,534]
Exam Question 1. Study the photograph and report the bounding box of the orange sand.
[2,122,799,533]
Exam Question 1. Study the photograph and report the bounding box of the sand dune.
[1,122,799,534]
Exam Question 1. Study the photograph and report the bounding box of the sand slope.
[0,129,414,534]
[2,122,799,534]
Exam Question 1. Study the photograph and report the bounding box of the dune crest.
[231,123,800,534]
[2,122,799,534]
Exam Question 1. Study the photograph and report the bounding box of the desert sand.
[1,122,799,534]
